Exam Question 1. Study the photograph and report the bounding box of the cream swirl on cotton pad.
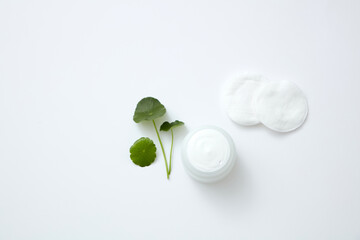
[222,73,266,126]
[255,80,308,132]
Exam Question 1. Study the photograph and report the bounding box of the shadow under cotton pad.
[255,80,308,132]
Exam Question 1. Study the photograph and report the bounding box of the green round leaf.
[160,120,184,131]
[130,137,157,167]
[133,97,166,123]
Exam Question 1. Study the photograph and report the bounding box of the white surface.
[1,0,360,239]
[222,73,264,126]
[256,80,308,132]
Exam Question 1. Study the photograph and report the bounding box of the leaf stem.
[152,120,169,179]
[169,128,174,175]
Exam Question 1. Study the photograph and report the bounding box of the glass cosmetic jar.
[181,126,236,183]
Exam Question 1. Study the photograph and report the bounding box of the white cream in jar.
[182,126,236,183]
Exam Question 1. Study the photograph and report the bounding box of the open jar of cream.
[181,126,236,183]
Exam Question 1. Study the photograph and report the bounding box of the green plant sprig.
[160,120,184,175]
[130,97,184,179]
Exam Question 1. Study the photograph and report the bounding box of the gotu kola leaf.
[132,97,170,178]
[130,137,157,167]
[133,97,166,123]
[160,120,184,132]
[159,120,184,175]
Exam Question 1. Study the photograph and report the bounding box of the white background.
[1,0,360,239]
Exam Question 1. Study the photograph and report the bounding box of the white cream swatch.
[222,73,265,126]
[255,80,308,132]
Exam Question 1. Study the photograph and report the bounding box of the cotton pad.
[222,74,265,126]
[255,80,308,132]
